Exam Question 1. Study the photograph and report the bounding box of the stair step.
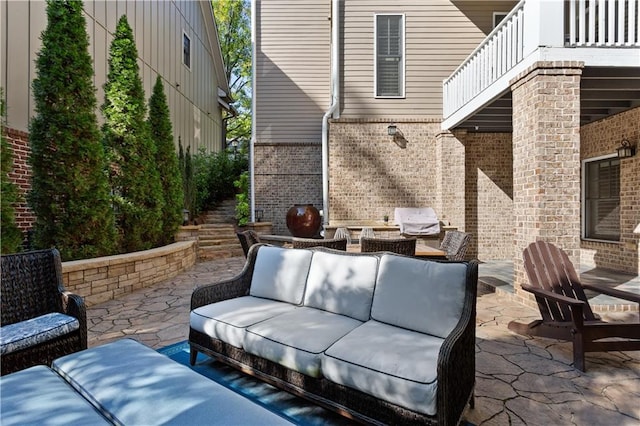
[199,238,238,247]
[198,245,244,260]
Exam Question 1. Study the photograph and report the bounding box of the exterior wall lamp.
[617,139,636,159]
[387,124,397,136]
[255,209,264,222]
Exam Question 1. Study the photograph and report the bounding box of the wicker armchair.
[360,236,417,256]
[236,230,261,257]
[291,237,348,251]
[1,249,87,375]
[440,231,472,260]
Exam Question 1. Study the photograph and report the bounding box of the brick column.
[511,61,583,292]
[435,131,465,230]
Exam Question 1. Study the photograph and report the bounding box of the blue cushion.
[0,365,111,426]
[52,338,293,425]
[0,313,79,355]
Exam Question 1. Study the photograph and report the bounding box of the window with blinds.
[584,156,620,241]
[183,32,191,70]
[375,14,404,98]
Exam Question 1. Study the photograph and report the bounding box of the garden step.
[198,245,244,260]
[198,237,238,247]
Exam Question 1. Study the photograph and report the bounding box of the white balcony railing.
[443,0,639,124]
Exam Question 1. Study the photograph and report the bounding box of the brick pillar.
[435,131,465,230]
[511,61,583,292]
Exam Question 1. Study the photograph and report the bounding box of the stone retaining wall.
[62,241,197,306]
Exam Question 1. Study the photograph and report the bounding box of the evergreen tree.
[102,15,163,252]
[27,0,115,260]
[148,76,183,244]
[1,90,24,254]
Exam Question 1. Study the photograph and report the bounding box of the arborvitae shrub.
[102,15,163,252]
[148,76,183,244]
[27,0,115,260]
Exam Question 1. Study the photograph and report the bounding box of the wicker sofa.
[189,244,478,425]
[0,249,87,376]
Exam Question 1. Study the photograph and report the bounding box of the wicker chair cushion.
[249,246,313,304]
[304,251,378,321]
[372,255,467,338]
[322,320,442,416]
[190,296,298,348]
[244,307,362,378]
[0,365,112,426]
[0,313,80,356]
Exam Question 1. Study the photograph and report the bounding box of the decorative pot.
[286,204,321,238]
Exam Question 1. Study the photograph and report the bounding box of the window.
[375,14,404,98]
[493,12,508,28]
[583,156,620,241]
[183,32,191,69]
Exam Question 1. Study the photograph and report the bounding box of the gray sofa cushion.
[244,307,363,378]
[190,296,297,348]
[0,313,80,355]
[0,365,111,426]
[322,320,444,416]
[372,255,467,338]
[249,246,312,304]
[303,251,378,321]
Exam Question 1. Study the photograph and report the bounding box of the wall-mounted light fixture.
[617,139,636,159]
[255,209,264,222]
[387,124,397,136]
[182,209,190,226]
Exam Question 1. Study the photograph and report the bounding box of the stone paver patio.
[87,256,640,425]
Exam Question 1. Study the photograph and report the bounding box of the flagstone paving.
[87,256,640,425]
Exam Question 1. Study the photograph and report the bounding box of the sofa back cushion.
[371,254,468,338]
[303,251,378,321]
[249,246,313,304]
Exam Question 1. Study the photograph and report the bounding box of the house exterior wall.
[254,0,331,143]
[340,0,507,118]
[254,0,515,233]
[328,119,441,223]
[461,131,513,260]
[580,107,640,274]
[1,0,226,153]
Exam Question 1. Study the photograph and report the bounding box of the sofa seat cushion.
[304,251,378,321]
[372,254,468,338]
[244,307,363,378]
[0,365,111,426]
[190,296,297,348]
[322,320,444,416]
[249,246,313,304]
[0,313,79,356]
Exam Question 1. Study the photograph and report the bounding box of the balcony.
[442,0,640,132]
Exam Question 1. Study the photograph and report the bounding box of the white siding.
[1,0,226,153]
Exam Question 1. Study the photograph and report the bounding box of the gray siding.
[342,0,516,119]
[1,0,226,153]
[254,0,331,144]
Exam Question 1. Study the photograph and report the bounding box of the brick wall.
[580,107,640,274]
[328,118,442,223]
[3,128,36,237]
[253,142,323,235]
[461,131,514,260]
[511,62,583,290]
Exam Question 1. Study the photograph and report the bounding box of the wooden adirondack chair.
[508,241,640,371]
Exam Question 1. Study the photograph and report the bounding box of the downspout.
[250,0,257,222]
[322,0,340,227]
